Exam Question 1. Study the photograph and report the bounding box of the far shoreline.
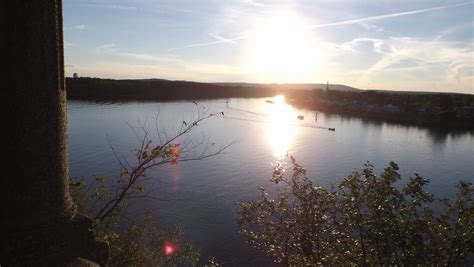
[66,77,474,131]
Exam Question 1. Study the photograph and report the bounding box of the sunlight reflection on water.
[266,95,297,158]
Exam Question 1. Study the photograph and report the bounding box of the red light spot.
[164,241,176,256]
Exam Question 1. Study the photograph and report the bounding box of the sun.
[246,10,318,83]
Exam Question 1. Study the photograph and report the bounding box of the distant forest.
[66,77,358,101]
[66,77,473,129]
[66,77,279,101]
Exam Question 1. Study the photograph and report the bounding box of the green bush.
[238,157,473,266]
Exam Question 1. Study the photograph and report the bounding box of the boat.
[265,100,274,104]
[297,115,304,120]
[328,128,335,131]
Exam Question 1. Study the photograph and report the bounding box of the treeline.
[66,77,278,101]
[66,77,473,128]
[288,89,474,128]
[313,89,474,110]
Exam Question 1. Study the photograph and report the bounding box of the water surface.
[68,97,473,265]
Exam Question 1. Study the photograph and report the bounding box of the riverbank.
[66,77,474,130]
[287,89,474,130]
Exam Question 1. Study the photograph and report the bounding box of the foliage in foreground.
[106,212,199,266]
[238,157,473,266]
[70,106,228,266]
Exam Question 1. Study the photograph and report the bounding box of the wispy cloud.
[209,33,239,44]
[92,44,184,64]
[95,43,118,53]
[340,38,391,54]
[309,2,473,29]
[74,2,140,11]
[100,5,139,11]
[357,22,384,32]
[66,60,245,82]
[169,1,473,51]
[242,0,264,7]
[64,42,75,49]
[65,24,86,30]
[118,52,182,64]
[355,37,473,91]
[167,36,246,52]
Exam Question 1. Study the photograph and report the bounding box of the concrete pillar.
[2,1,108,265]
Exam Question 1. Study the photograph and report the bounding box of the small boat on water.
[265,100,274,104]
[328,127,335,131]
[297,115,304,120]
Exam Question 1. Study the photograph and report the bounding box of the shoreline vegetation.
[66,77,474,130]
[238,158,473,266]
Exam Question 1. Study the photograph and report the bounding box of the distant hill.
[214,82,361,92]
[67,77,277,101]
[113,79,362,92]
[66,77,363,102]
[66,77,471,103]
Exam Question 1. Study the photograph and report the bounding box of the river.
[68,96,473,265]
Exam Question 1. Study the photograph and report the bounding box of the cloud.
[64,24,86,31]
[309,2,473,29]
[92,44,185,64]
[71,45,247,81]
[355,37,473,92]
[66,61,246,82]
[434,23,474,41]
[168,0,269,52]
[95,43,119,53]
[340,38,391,54]
[208,33,239,44]
[167,36,246,52]
[120,53,171,62]
[357,22,384,32]
[85,34,473,92]
[291,35,473,93]
[99,5,139,11]
[64,42,75,49]
[242,0,264,7]
[120,52,245,78]
[169,1,473,52]
[76,2,196,15]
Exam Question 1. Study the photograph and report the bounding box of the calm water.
[68,97,473,265]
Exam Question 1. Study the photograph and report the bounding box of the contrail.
[309,1,473,28]
[167,36,246,52]
[169,1,473,51]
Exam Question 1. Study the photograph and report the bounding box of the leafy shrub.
[238,157,473,266]
[70,106,229,266]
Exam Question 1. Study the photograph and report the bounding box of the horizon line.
[66,76,474,95]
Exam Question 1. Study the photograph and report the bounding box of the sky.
[64,0,474,93]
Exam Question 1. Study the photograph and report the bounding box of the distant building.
[73,72,78,78]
